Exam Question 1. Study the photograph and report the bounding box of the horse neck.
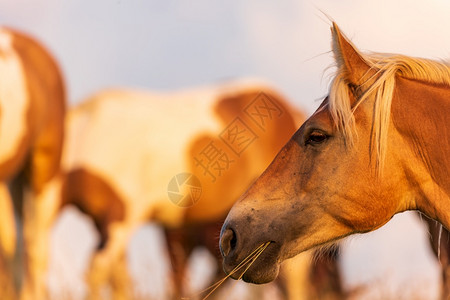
[392,76,450,228]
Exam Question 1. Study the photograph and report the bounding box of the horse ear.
[331,23,374,86]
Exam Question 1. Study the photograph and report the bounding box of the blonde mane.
[329,46,450,174]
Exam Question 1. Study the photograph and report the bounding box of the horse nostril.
[220,228,237,258]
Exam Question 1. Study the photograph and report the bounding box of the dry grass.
[346,279,439,300]
[37,278,442,300]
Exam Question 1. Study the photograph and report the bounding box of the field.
[39,209,441,300]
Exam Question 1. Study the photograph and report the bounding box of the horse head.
[220,23,450,283]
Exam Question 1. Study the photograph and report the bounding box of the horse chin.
[240,262,280,284]
[224,243,282,284]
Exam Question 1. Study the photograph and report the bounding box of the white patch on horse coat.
[63,88,222,226]
[0,29,29,163]
[63,80,273,226]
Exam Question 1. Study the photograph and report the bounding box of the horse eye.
[306,131,328,145]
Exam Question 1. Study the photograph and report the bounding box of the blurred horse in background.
[44,80,343,299]
[0,28,65,300]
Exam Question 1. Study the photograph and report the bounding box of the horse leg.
[109,250,132,300]
[19,89,64,300]
[0,249,17,300]
[0,183,16,260]
[200,222,227,300]
[9,170,27,291]
[277,250,314,300]
[21,177,62,300]
[310,246,345,300]
[205,247,229,300]
[172,221,232,300]
[86,221,137,300]
[164,226,192,299]
[277,247,344,300]
[0,182,18,298]
[422,214,450,300]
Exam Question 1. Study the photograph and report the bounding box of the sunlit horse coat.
[53,80,336,299]
[221,23,450,300]
[0,28,65,300]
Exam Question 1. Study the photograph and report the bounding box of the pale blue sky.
[2,0,448,114]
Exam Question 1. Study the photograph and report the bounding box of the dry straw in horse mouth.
[182,241,271,300]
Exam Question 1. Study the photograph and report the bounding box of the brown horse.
[0,28,65,300]
[52,80,332,299]
[220,22,450,296]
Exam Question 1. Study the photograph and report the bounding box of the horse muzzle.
[219,220,281,283]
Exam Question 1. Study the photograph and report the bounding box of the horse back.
[184,84,304,222]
